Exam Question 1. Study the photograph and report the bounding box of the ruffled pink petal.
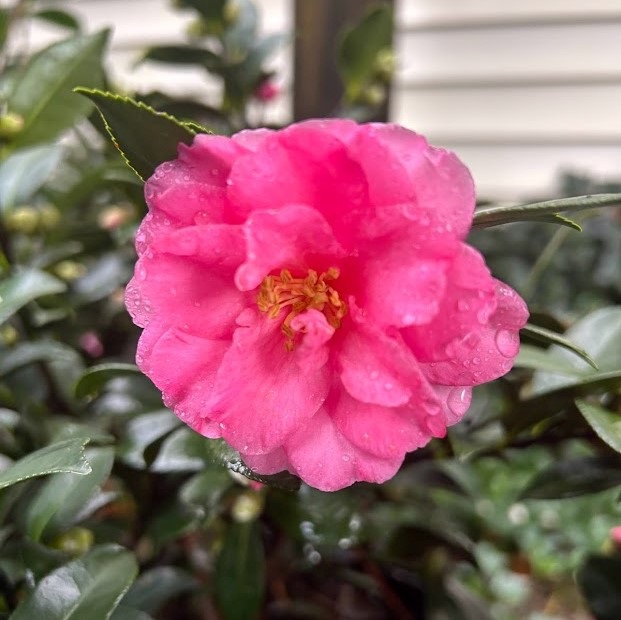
[434,385,473,426]
[242,448,290,475]
[289,309,335,373]
[137,325,228,437]
[126,254,246,338]
[231,128,275,151]
[234,204,345,291]
[227,122,370,245]
[284,408,404,491]
[332,392,430,459]
[144,135,247,226]
[207,309,330,454]
[149,223,245,272]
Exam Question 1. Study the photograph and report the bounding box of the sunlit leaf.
[0,439,91,490]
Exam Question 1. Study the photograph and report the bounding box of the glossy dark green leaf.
[0,340,80,377]
[531,307,621,396]
[0,267,66,325]
[0,144,63,211]
[521,322,598,369]
[338,5,393,100]
[513,344,580,375]
[34,9,81,31]
[180,469,234,508]
[520,456,621,499]
[8,31,107,148]
[72,253,130,305]
[109,606,153,620]
[118,409,180,469]
[139,45,221,69]
[227,459,301,492]
[10,544,137,620]
[0,438,91,490]
[74,88,199,181]
[472,193,621,228]
[215,521,265,620]
[576,399,621,454]
[121,567,200,615]
[150,427,217,472]
[74,363,140,399]
[23,446,114,540]
[577,555,621,620]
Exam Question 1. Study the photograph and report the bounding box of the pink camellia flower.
[125,120,528,491]
[253,79,280,102]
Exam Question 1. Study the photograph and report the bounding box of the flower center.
[257,268,347,350]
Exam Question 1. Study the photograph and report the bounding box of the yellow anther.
[257,268,347,350]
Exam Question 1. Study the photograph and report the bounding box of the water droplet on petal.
[447,387,470,417]
[495,329,519,358]
[342,454,351,462]
[457,299,470,312]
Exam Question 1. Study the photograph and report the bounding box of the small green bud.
[223,0,240,25]
[0,325,19,346]
[374,48,396,81]
[39,204,62,231]
[50,527,94,556]
[4,206,39,234]
[231,490,263,523]
[361,83,386,107]
[0,112,24,139]
[53,260,87,281]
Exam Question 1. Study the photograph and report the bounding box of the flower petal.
[242,448,290,475]
[234,204,344,291]
[207,309,330,454]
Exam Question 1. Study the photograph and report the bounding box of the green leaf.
[227,459,301,492]
[0,267,66,325]
[338,5,393,101]
[0,145,63,212]
[578,555,621,620]
[177,0,226,24]
[530,307,621,396]
[138,45,221,69]
[522,322,598,369]
[472,193,621,228]
[74,88,200,181]
[23,446,114,540]
[34,9,81,31]
[150,427,216,473]
[109,607,153,620]
[118,409,181,469]
[0,438,91,490]
[520,456,621,499]
[10,544,138,620]
[74,363,140,399]
[121,567,200,615]
[8,31,108,149]
[513,344,581,375]
[215,521,265,620]
[576,399,621,454]
[0,340,82,377]
[223,0,258,58]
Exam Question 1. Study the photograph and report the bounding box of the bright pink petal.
[332,392,430,459]
[207,309,330,454]
[285,408,404,491]
[234,204,345,291]
[145,135,247,226]
[242,448,290,475]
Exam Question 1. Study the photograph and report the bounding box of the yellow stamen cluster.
[257,268,347,350]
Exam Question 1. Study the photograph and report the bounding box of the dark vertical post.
[293,0,394,121]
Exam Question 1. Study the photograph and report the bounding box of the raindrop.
[342,454,351,462]
[446,387,470,417]
[457,299,470,312]
[495,329,519,358]
[472,357,481,365]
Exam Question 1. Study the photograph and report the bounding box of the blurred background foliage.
[0,1,621,619]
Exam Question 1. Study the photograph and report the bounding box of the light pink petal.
[126,254,246,337]
[242,448,290,475]
[232,128,275,151]
[289,309,335,373]
[434,385,473,426]
[144,135,247,226]
[285,408,404,491]
[207,309,330,454]
[234,204,345,291]
[332,392,430,459]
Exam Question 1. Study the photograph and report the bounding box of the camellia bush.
[1,1,621,619]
